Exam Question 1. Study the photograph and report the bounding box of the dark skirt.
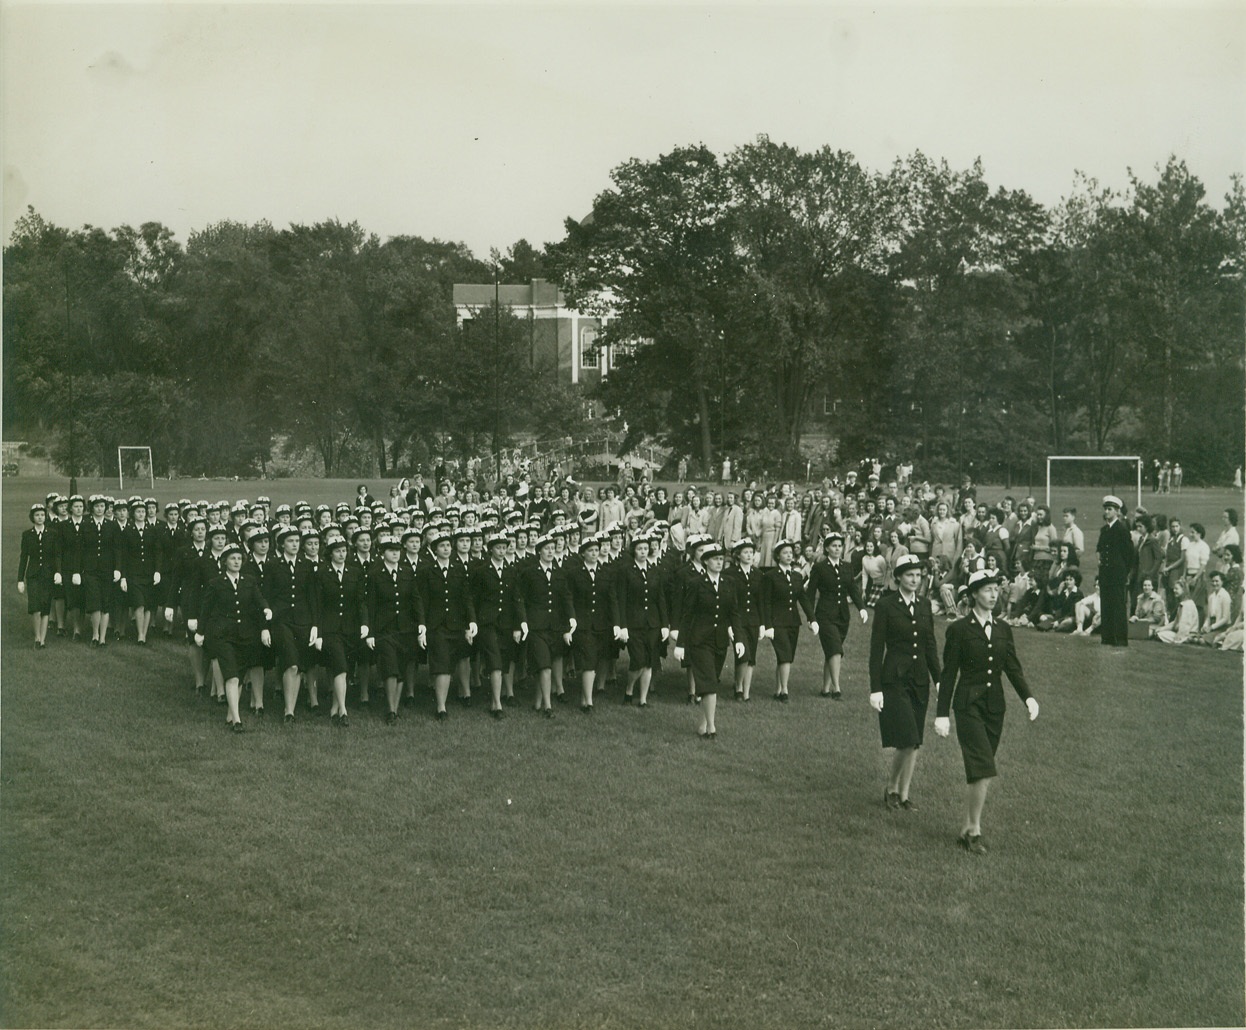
[273,622,312,671]
[878,680,929,749]
[817,619,848,658]
[427,625,470,676]
[476,624,517,674]
[770,625,799,664]
[320,633,352,678]
[25,575,53,615]
[687,643,727,695]
[210,637,263,683]
[735,623,759,667]
[954,697,1004,782]
[571,626,613,671]
[525,628,563,672]
[375,630,418,680]
[82,573,107,613]
[626,628,661,671]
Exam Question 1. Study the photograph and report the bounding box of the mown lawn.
[2,477,1242,1028]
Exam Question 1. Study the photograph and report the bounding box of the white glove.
[163,607,174,623]
[467,622,478,643]
[113,570,121,583]
[261,629,272,647]
[859,609,868,624]
[360,625,369,639]
[187,618,198,632]
[869,691,884,713]
[314,637,324,651]
[53,573,62,585]
[520,621,529,641]
[418,626,428,648]
[17,582,25,595]
[1026,697,1039,721]
[263,608,272,621]
[193,632,205,647]
[614,626,629,643]
[673,645,685,662]
[734,641,745,659]
[934,716,950,737]
[366,636,376,650]
[809,620,819,636]
[72,573,81,586]
[563,631,575,646]
[763,627,775,640]
[120,578,128,593]
[309,627,318,646]
[660,626,670,641]
[512,629,523,643]
[152,572,161,586]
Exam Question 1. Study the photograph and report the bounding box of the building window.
[581,327,600,369]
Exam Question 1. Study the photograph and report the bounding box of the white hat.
[1102,495,1124,509]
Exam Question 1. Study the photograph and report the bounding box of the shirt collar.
[973,609,994,630]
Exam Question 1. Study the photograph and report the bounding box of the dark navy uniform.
[416,558,477,676]
[54,517,88,613]
[868,590,941,749]
[18,525,53,615]
[610,560,667,671]
[514,561,572,671]
[760,565,813,664]
[367,560,419,680]
[806,557,864,658]
[200,572,270,682]
[119,523,161,610]
[674,571,746,695]
[1096,518,1135,647]
[471,558,519,674]
[267,556,321,671]
[80,516,120,614]
[564,560,615,670]
[724,564,762,666]
[936,613,1033,781]
[317,562,366,677]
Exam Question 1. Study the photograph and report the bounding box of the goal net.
[1045,455,1142,512]
[118,446,154,491]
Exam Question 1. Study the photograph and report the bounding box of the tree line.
[4,137,1243,484]
[3,215,575,478]
[550,139,1244,484]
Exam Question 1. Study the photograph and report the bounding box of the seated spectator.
[1036,568,1082,632]
[1192,571,1233,644]
[1213,508,1239,569]
[982,554,1009,616]
[1130,577,1168,627]
[1217,609,1244,652]
[1220,544,1243,623]
[1150,579,1200,645]
[1072,577,1102,636]
[1004,568,1038,625]
[1025,541,1078,624]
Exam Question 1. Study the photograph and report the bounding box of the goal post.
[1045,455,1142,511]
[118,446,154,491]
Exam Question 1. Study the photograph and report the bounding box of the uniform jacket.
[674,572,746,650]
[513,561,572,633]
[563,561,614,634]
[415,558,476,632]
[267,556,321,628]
[805,558,864,624]
[200,572,270,645]
[724,565,763,627]
[317,563,367,637]
[368,560,420,636]
[611,560,668,631]
[471,559,519,630]
[936,614,1032,716]
[760,565,814,629]
[868,590,941,692]
[18,527,53,584]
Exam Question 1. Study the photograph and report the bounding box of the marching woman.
[316,532,366,726]
[167,515,210,694]
[805,532,869,699]
[868,554,942,811]
[268,526,321,723]
[514,533,574,717]
[416,527,478,722]
[759,538,816,702]
[52,495,88,644]
[725,538,763,701]
[300,531,326,711]
[470,531,519,718]
[610,534,668,707]
[934,568,1039,855]
[366,532,421,723]
[17,502,54,647]
[119,498,162,645]
[672,542,746,738]
[562,530,615,712]
[195,541,272,733]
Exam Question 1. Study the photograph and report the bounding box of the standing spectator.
[930,501,962,567]
[1172,463,1183,492]
[1096,496,1135,648]
[1060,508,1084,558]
[677,456,688,483]
[780,496,803,546]
[1029,507,1058,589]
[720,492,745,552]
[721,455,732,485]
[756,495,782,568]
[1213,509,1240,571]
[1161,517,1187,612]
[1184,522,1212,618]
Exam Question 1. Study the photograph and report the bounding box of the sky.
[3,2,1244,259]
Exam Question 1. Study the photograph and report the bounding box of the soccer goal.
[118,446,154,491]
[1045,455,1142,511]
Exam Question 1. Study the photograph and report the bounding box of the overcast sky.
[4,2,1244,259]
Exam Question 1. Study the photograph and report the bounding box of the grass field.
[2,476,1243,1029]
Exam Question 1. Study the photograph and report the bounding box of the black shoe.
[708,732,716,739]
[543,707,554,719]
[623,693,633,704]
[283,713,294,724]
[215,695,226,705]
[491,708,504,720]
[819,690,831,697]
[330,714,340,725]
[885,790,901,811]
[831,690,843,701]
[779,694,789,704]
[232,722,245,734]
[638,701,648,708]
[255,708,264,718]
[136,639,146,646]
[459,695,471,706]
[699,731,710,739]
[899,798,917,811]
[436,710,448,722]
[773,692,782,701]
[340,714,350,727]
[386,711,397,725]
[555,693,567,704]
[958,831,987,855]
[734,691,743,701]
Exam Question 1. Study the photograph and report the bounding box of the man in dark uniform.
[805,532,869,699]
[868,553,942,811]
[1096,495,1135,648]
[935,569,1039,855]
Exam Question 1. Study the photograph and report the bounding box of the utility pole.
[493,267,502,482]
[63,255,77,496]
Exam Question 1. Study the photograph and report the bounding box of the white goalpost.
[118,446,155,491]
[1045,455,1142,511]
